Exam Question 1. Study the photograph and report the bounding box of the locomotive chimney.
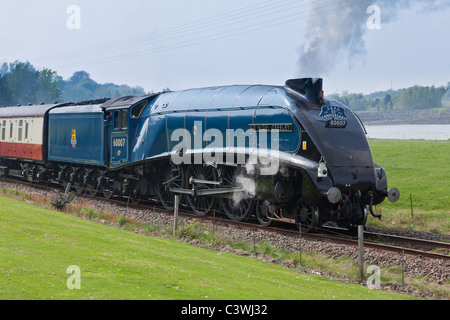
[285,78,324,105]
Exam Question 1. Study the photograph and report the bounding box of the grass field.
[0,196,414,300]
[1,139,447,300]
[369,140,450,234]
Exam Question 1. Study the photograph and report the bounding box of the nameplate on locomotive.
[319,106,347,121]
[248,123,293,132]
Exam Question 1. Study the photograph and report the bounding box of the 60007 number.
[113,138,126,147]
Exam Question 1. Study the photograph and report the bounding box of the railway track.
[196,215,450,261]
[1,176,449,261]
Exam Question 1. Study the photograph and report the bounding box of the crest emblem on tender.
[71,129,77,148]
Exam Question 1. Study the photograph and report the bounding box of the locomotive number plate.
[113,138,126,147]
[325,119,347,128]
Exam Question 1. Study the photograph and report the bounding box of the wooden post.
[410,193,414,219]
[299,227,302,265]
[402,247,405,289]
[212,209,216,239]
[358,225,364,280]
[125,197,130,217]
[253,229,256,254]
[173,195,179,236]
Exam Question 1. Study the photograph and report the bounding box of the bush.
[51,192,74,210]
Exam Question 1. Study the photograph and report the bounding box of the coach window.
[18,120,23,141]
[1,120,5,140]
[10,122,14,139]
[25,122,29,140]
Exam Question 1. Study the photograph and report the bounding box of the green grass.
[369,140,450,234]
[0,196,414,300]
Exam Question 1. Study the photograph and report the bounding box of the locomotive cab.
[102,95,155,169]
[109,108,129,167]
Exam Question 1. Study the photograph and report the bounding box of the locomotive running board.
[168,186,245,197]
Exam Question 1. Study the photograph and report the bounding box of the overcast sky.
[1,0,449,95]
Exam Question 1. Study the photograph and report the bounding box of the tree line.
[0,61,148,107]
[1,60,448,110]
[330,83,449,112]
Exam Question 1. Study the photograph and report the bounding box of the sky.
[0,0,449,95]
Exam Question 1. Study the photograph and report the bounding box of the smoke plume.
[297,0,450,77]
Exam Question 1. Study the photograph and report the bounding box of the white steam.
[232,175,256,208]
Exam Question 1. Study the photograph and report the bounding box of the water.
[364,125,450,141]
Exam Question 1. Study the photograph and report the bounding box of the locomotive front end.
[285,78,399,230]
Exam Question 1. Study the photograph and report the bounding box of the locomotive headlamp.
[318,158,327,178]
[327,187,341,204]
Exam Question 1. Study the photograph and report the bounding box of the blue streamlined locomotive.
[0,78,399,232]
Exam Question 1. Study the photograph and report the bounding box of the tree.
[69,71,91,84]
[35,69,62,104]
[382,94,393,111]
[5,61,39,105]
[0,63,8,76]
[393,85,446,109]
[0,62,149,106]
[0,74,12,106]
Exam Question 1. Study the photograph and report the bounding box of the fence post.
[402,247,405,289]
[173,195,179,236]
[410,193,414,219]
[358,225,364,280]
[299,228,302,265]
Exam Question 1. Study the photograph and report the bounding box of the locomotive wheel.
[72,168,86,194]
[155,162,184,211]
[102,188,114,199]
[222,196,254,222]
[220,166,254,221]
[85,170,100,196]
[186,164,217,216]
[296,201,319,233]
[58,165,71,189]
[255,200,272,227]
[130,197,141,204]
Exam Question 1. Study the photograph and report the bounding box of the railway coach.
[0,103,61,177]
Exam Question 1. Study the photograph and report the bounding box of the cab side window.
[130,100,147,118]
[114,110,128,130]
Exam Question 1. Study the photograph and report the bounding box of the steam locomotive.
[0,78,399,232]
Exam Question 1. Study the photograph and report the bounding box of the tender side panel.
[48,111,106,166]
